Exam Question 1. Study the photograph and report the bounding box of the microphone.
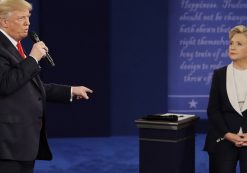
[28,31,55,67]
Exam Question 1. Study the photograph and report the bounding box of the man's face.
[4,9,31,41]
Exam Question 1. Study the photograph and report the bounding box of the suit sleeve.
[0,56,40,96]
[207,70,229,137]
[44,83,71,103]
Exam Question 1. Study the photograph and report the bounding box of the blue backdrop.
[27,0,111,137]
[26,0,247,136]
[110,0,168,135]
[167,0,247,119]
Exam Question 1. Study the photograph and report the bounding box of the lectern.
[135,114,198,173]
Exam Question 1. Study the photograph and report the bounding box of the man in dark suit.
[0,0,93,172]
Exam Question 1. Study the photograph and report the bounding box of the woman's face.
[228,33,247,62]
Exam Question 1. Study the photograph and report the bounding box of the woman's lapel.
[226,63,242,116]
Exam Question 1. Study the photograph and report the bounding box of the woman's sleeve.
[207,70,229,137]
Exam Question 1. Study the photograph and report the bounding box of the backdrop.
[26,0,247,136]
[168,0,247,119]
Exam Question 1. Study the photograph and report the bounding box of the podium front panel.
[136,117,198,173]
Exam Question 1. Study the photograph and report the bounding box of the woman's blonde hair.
[0,0,32,17]
[229,25,247,40]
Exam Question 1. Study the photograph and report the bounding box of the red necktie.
[17,41,25,59]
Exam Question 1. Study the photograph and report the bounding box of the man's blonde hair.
[0,0,32,17]
[229,25,247,40]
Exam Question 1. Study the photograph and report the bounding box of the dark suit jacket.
[0,31,71,161]
[204,65,247,153]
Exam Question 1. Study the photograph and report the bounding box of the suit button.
[38,97,42,101]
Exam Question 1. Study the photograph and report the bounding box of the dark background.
[26,0,177,137]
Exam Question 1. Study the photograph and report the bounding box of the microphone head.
[28,31,40,43]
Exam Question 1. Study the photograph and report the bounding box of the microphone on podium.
[28,31,55,67]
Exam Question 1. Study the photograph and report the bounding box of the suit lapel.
[226,63,242,116]
[0,31,23,62]
[0,31,45,96]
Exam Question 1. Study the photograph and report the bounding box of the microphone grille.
[28,31,40,43]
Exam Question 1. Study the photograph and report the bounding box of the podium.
[135,114,198,173]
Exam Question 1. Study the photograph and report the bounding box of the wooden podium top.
[135,114,199,130]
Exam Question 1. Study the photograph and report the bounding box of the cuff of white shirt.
[29,56,39,64]
[70,87,73,102]
[216,137,224,143]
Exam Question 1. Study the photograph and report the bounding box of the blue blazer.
[0,31,71,161]
[204,64,247,153]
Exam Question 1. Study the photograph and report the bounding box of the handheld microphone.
[28,31,55,67]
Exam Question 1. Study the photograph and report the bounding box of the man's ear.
[0,18,8,28]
